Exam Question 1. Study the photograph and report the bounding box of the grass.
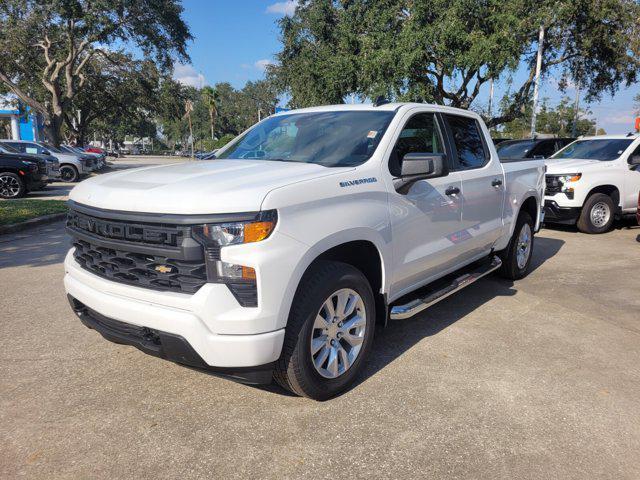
[0,199,68,226]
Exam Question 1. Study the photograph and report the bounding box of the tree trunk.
[44,113,64,146]
[209,109,214,140]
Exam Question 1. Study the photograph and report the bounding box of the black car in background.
[0,153,49,199]
[0,141,60,180]
[496,137,575,159]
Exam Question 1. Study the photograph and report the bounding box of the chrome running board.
[389,256,502,320]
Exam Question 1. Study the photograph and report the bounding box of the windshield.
[217,111,396,167]
[551,139,633,161]
[42,143,63,154]
[496,141,536,158]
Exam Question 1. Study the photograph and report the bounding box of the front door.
[387,111,465,300]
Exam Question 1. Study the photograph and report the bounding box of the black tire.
[60,164,79,182]
[498,211,534,280]
[274,261,376,400]
[577,193,615,234]
[0,172,26,199]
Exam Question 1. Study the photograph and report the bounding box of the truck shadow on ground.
[0,220,69,269]
[260,235,565,398]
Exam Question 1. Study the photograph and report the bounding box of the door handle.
[492,178,503,187]
[445,186,460,196]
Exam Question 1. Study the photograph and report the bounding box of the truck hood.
[70,159,348,214]
[544,158,613,174]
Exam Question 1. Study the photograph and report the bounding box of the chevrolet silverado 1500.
[543,134,640,233]
[64,103,544,400]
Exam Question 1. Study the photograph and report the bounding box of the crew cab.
[544,134,640,233]
[64,103,544,400]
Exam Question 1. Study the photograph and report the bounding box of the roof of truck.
[577,134,639,140]
[273,102,481,118]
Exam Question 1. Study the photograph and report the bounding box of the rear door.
[442,114,504,261]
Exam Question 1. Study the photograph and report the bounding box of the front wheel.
[59,164,79,182]
[577,193,615,234]
[498,211,534,280]
[274,261,375,400]
[0,172,26,199]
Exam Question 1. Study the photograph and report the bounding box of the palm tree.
[201,85,219,140]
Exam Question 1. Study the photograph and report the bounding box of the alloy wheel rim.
[310,288,366,379]
[0,174,21,197]
[60,167,74,181]
[516,223,532,269]
[590,202,610,228]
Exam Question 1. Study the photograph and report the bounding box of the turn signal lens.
[244,221,275,243]
[242,266,256,280]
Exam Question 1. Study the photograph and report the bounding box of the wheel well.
[586,185,620,207]
[520,196,538,222]
[312,240,387,325]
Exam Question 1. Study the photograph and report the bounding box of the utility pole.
[572,81,580,137]
[488,77,494,120]
[530,25,545,138]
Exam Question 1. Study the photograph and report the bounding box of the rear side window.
[445,115,488,169]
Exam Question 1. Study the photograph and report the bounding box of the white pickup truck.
[543,134,640,233]
[64,103,544,400]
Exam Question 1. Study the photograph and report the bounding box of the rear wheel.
[577,193,615,234]
[274,261,375,400]
[498,211,534,280]
[60,164,79,182]
[0,172,26,199]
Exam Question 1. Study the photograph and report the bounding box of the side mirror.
[628,155,640,166]
[394,152,448,193]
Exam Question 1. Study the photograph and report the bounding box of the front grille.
[72,239,207,294]
[67,209,185,247]
[545,175,561,195]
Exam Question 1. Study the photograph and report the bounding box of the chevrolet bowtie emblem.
[155,265,174,274]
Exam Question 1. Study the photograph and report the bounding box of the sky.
[176,0,639,134]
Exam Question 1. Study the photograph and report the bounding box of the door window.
[389,113,443,176]
[445,115,488,169]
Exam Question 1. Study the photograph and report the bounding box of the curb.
[0,212,67,235]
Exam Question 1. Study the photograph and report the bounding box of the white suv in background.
[2,140,91,182]
[543,134,640,233]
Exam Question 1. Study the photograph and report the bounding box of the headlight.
[548,173,581,199]
[193,210,277,246]
[556,173,582,184]
[21,161,38,172]
[192,210,277,307]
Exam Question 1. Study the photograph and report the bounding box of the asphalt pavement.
[1,212,639,478]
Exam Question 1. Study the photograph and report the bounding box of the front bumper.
[68,296,274,384]
[64,251,285,370]
[543,200,581,224]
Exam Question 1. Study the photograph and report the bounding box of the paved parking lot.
[1,212,639,478]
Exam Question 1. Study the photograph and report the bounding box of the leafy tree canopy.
[270,0,640,126]
[0,0,192,144]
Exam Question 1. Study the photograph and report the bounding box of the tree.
[499,96,602,138]
[0,0,191,145]
[270,0,640,127]
[64,54,163,146]
[201,86,220,140]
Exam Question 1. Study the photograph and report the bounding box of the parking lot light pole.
[530,25,545,138]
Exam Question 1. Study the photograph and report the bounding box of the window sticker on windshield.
[367,130,378,139]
